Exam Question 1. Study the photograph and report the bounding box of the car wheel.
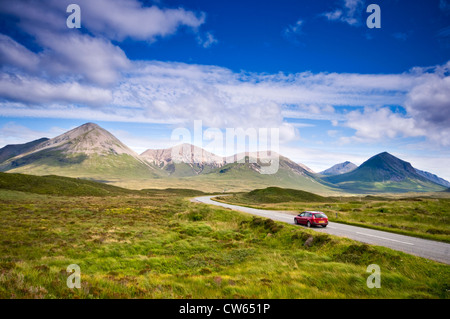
[322,225,327,228]
[306,221,311,228]
[294,218,298,225]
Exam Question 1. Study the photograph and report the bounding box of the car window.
[314,213,327,218]
[306,213,311,217]
[299,213,305,217]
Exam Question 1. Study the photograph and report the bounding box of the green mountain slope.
[1,150,159,180]
[324,152,445,193]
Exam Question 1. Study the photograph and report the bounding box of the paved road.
[192,195,450,265]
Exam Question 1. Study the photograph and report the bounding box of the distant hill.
[0,172,137,196]
[320,161,357,176]
[0,138,49,163]
[242,186,331,203]
[324,152,446,193]
[220,187,334,205]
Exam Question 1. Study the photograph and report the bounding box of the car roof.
[303,211,324,214]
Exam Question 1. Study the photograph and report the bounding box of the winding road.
[192,195,450,265]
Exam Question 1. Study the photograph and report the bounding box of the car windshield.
[313,213,327,218]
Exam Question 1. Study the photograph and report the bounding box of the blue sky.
[0,0,450,179]
[133,0,450,74]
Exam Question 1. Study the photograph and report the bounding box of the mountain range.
[0,122,447,194]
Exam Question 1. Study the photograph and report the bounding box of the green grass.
[3,151,161,181]
[217,188,450,243]
[0,185,449,298]
[0,172,208,198]
[330,179,445,193]
[221,187,333,204]
[324,175,445,194]
[0,172,139,196]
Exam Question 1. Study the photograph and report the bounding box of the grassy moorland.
[0,172,139,196]
[0,178,449,299]
[214,187,450,243]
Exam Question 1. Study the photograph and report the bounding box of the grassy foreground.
[0,187,449,299]
[216,187,450,243]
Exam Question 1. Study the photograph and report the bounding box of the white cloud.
[279,123,300,142]
[0,74,113,105]
[0,2,130,86]
[324,10,343,21]
[0,0,207,86]
[340,107,425,144]
[405,74,450,146]
[0,103,184,125]
[37,31,131,85]
[323,0,365,26]
[0,34,39,72]
[405,75,450,125]
[197,32,218,48]
[77,0,205,41]
[0,0,205,41]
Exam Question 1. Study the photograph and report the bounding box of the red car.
[294,211,328,228]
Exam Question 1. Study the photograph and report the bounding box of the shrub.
[186,206,211,221]
[241,217,284,234]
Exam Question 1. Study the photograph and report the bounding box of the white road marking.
[356,232,415,246]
